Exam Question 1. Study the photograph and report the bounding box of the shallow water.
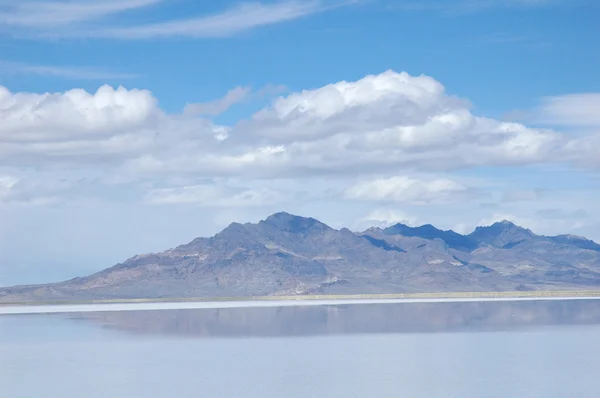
[1,300,600,398]
[2,295,600,315]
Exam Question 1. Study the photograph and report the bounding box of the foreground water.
[1,300,600,398]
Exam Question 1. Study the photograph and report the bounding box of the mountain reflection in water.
[68,300,600,338]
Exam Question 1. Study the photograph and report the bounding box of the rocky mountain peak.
[211,222,256,246]
[383,223,477,251]
[469,220,535,248]
[479,220,531,233]
[550,234,600,251]
[215,222,247,236]
[262,212,330,234]
[495,220,521,228]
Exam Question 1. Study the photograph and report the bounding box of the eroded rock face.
[2,212,600,302]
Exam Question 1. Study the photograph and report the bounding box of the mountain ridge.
[2,212,600,303]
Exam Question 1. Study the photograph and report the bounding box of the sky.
[0,0,599,286]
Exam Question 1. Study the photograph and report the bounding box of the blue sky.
[0,0,599,285]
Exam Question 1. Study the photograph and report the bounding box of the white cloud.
[452,223,470,234]
[247,70,454,142]
[0,60,139,80]
[1,69,598,217]
[360,208,418,228]
[533,93,600,170]
[345,176,473,204]
[0,84,183,167]
[0,175,18,198]
[478,213,521,227]
[0,85,157,138]
[537,93,600,127]
[0,70,588,179]
[221,70,563,175]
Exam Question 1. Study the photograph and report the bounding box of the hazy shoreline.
[3,291,600,315]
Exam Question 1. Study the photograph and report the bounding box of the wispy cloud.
[0,0,163,28]
[344,176,477,204]
[536,93,600,127]
[2,1,349,40]
[184,84,287,117]
[0,60,139,80]
[184,87,253,117]
[392,0,569,14]
[145,183,284,207]
[86,1,335,39]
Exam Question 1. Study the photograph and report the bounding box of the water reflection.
[69,299,600,338]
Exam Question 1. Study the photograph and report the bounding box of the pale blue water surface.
[1,300,600,398]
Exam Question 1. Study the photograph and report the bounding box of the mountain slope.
[383,223,478,251]
[468,221,536,248]
[2,212,600,302]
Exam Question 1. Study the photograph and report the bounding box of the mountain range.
[2,212,600,302]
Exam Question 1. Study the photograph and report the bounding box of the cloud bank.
[1,70,598,202]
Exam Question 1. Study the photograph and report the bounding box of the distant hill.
[2,212,600,302]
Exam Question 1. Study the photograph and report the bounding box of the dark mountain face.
[382,220,539,251]
[261,212,330,235]
[468,221,536,248]
[383,223,477,251]
[549,235,600,252]
[1,212,600,303]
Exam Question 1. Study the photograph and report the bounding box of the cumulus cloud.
[1,69,597,209]
[344,176,474,204]
[215,70,561,176]
[245,70,457,142]
[0,85,157,139]
[0,84,225,168]
[124,70,567,179]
